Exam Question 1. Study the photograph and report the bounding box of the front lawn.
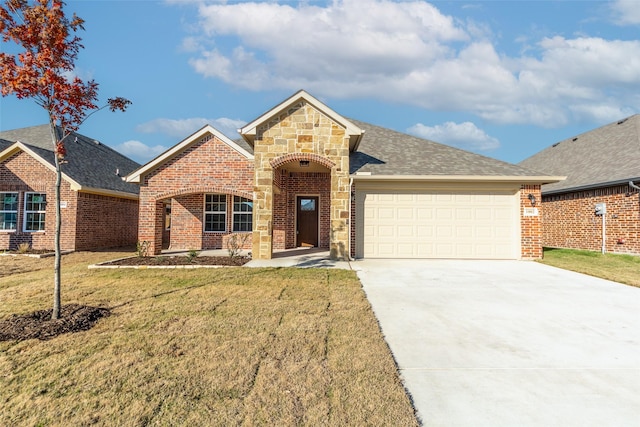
[0,251,418,426]
[539,247,640,288]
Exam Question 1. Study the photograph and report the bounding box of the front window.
[204,194,226,232]
[24,192,46,232]
[233,196,253,232]
[0,192,18,231]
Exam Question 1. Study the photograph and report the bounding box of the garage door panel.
[362,189,519,259]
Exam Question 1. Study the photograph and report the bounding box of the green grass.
[0,251,418,426]
[539,247,640,288]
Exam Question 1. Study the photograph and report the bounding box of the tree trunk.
[49,120,62,320]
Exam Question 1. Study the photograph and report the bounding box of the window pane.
[1,193,18,211]
[300,199,316,211]
[233,196,253,212]
[204,194,226,232]
[0,212,17,230]
[25,212,46,231]
[233,213,252,232]
[26,193,46,211]
[205,213,225,232]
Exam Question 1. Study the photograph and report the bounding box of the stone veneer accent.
[252,101,351,260]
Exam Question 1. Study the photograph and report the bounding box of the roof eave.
[71,185,139,200]
[543,177,640,195]
[350,174,566,184]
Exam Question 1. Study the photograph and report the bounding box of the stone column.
[252,166,273,259]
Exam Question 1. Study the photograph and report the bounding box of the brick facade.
[520,184,543,259]
[542,184,640,255]
[137,132,254,255]
[273,171,331,250]
[1,150,138,251]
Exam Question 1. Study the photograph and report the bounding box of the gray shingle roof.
[0,124,140,195]
[519,114,640,193]
[350,120,543,177]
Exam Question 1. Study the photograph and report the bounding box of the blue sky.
[1,0,639,165]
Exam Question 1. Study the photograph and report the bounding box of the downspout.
[629,180,640,191]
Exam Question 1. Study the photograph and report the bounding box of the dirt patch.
[0,304,110,341]
[101,255,251,267]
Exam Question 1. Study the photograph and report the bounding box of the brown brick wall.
[74,192,139,250]
[1,151,77,250]
[1,151,137,251]
[138,133,254,254]
[272,171,331,250]
[520,184,543,259]
[542,184,640,254]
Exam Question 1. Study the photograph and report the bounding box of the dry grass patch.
[0,252,418,426]
[539,247,640,288]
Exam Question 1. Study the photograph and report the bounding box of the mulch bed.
[101,256,251,267]
[0,304,110,342]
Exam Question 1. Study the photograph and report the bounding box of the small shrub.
[17,243,31,254]
[186,249,199,263]
[227,233,250,259]
[136,241,150,258]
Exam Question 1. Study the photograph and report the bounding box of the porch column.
[138,196,164,255]
[329,152,351,260]
[253,167,273,260]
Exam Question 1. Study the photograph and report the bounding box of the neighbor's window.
[233,196,253,232]
[24,192,46,232]
[204,194,226,232]
[0,192,18,231]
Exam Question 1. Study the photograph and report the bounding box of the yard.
[0,251,418,426]
[539,247,640,288]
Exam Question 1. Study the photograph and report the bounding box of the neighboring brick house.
[0,125,140,251]
[126,90,561,260]
[520,115,640,255]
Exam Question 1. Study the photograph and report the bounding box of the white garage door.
[361,190,520,259]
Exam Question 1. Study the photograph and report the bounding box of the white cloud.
[407,121,499,151]
[136,117,246,139]
[610,0,640,25]
[114,140,168,163]
[180,0,640,128]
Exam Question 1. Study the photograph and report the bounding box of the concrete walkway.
[243,248,352,269]
[353,259,640,427]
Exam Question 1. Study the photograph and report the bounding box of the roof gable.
[239,90,365,151]
[126,124,253,183]
[0,124,140,197]
[519,114,640,193]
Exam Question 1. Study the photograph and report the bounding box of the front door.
[296,196,319,247]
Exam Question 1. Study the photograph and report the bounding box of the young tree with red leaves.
[0,0,131,319]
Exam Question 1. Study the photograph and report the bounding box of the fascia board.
[75,186,139,200]
[350,174,566,184]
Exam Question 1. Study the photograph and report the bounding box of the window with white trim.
[24,192,46,232]
[0,192,18,231]
[204,194,226,232]
[233,196,253,232]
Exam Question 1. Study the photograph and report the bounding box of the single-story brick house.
[126,90,562,260]
[0,125,140,251]
[520,114,640,255]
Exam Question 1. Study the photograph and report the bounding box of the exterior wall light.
[527,193,537,206]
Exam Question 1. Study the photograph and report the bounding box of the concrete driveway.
[354,260,640,426]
